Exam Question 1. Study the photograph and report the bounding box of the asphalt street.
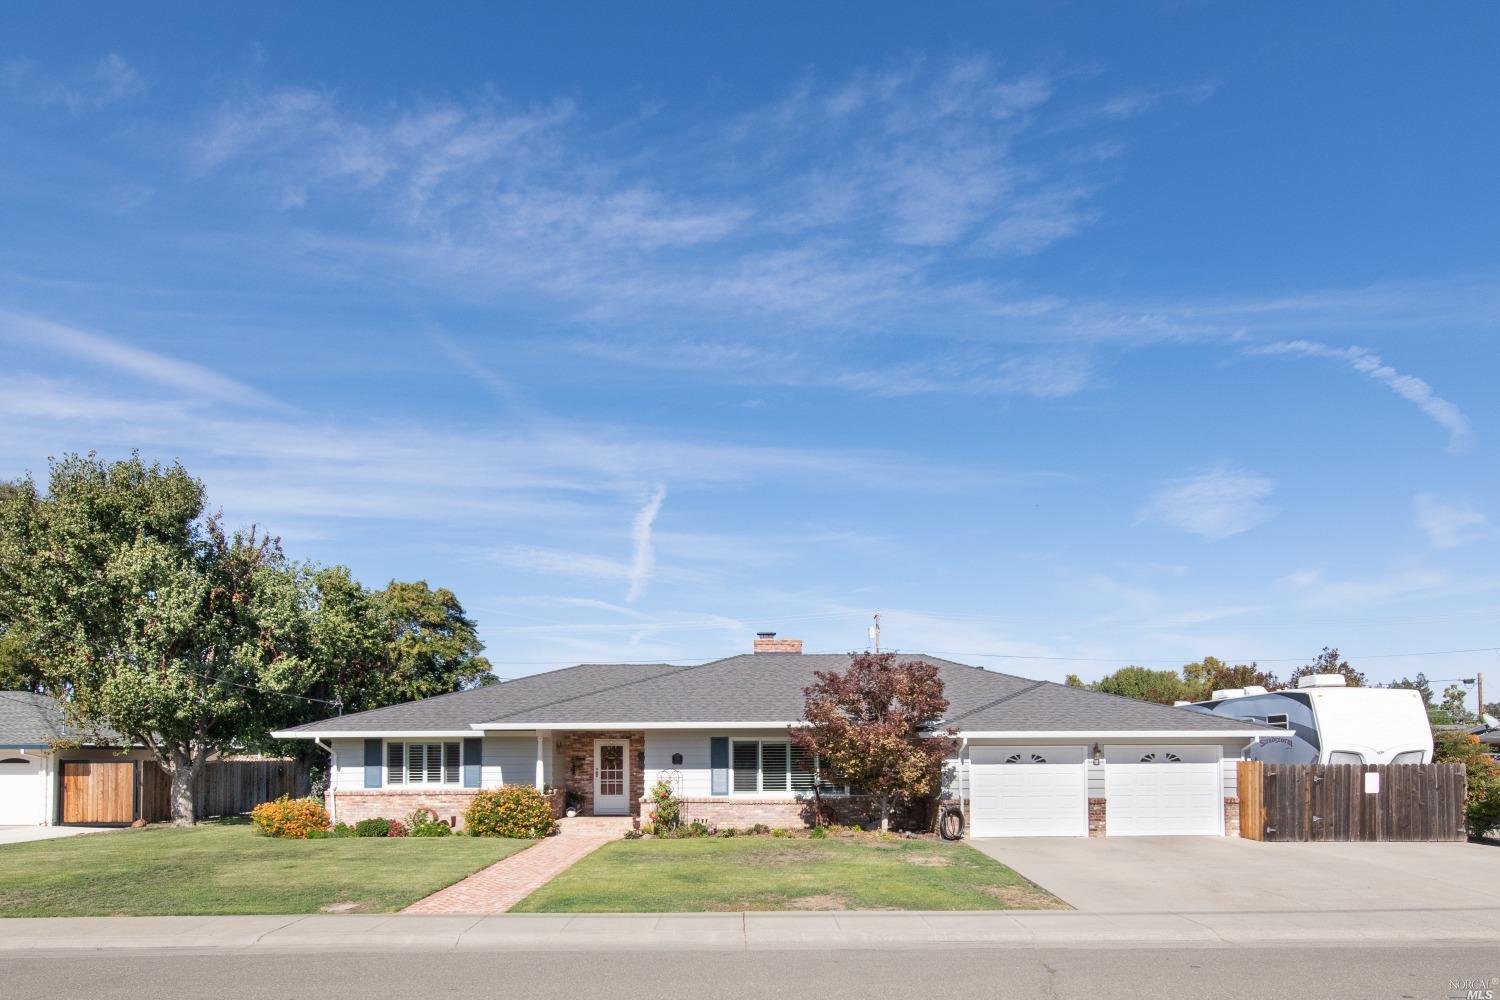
[4,944,1496,1000]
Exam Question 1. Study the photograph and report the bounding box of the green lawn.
[512,836,1066,912]
[0,821,533,916]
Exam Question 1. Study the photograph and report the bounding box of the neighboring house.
[0,691,159,827]
[274,632,1269,838]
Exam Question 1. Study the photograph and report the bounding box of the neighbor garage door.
[1105,748,1222,836]
[0,755,45,825]
[969,745,1087,837]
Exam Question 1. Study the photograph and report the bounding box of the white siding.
[644,729,803,798]
[329,738,366,790]
[482,734,551,788]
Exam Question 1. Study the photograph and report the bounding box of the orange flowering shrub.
[250,795,330,839]
[464,785,557,839]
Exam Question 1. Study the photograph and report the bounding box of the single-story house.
[0,691,159,826]
[274,633,1270,837]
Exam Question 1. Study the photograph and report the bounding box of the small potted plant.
[564,789,584,818]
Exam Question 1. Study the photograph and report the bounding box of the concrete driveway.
[0,825,115,846]
[970,836,1500,912]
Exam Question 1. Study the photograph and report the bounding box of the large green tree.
[0,454,310,823]
[1284,647,1366,689]
[1180,656,1279,702]
[1091,665,1190,705]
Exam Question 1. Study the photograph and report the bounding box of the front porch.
[550,730,646,819]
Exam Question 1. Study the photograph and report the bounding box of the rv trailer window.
[1265,714,1289,729]
[1390,751,1425,764]
[1327,751,1364,765]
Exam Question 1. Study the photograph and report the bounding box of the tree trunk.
[168,748,198,826]
[878,792,890,832]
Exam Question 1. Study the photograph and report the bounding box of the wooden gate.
[1237,761,1467,842]
[59,761,137,825]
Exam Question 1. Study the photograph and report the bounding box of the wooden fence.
[1237,761,1467,842]
[141,759,310,822]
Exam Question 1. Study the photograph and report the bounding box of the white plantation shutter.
[443,743,460,784]
[761,742,789,791]
[790,744,815,792]
[732,742,759,792]
[386,743,405,785]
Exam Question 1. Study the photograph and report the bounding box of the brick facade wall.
[330,789,479,829]
[1088,797,1107,837]
[656,795,930,831]
[329,787,564,830]
[1223,796,1240,837]
[553,731,646,818]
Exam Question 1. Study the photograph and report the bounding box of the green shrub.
[249,795,330,839]
[623,828,644,840]
[410,820,452,837]
[1435,730,1500,836]
[719,826,738,838]
[809,825,828,839]
[687,820,710,837]
[305,828,328,840]
[331,822,355,838]
[355,818,391,838]
[749,823,770,835]
[464,785,557,839]
[771,828,788,838]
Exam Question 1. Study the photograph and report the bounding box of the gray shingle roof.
[277,653,1264,736]
[273,663,682,735]
[0,692,126,746]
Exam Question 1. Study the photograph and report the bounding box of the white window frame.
[729,739,846,796]
[384,740,463,787]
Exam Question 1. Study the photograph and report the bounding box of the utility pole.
[1479,671,1486,722]
[869,612,881,654]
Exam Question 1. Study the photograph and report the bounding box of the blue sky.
[2,4,1498,702]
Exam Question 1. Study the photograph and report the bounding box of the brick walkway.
[403,817,632,914]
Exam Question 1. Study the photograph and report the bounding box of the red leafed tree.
[790,652,956,832]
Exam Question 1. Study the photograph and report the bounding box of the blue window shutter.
[364,739,382,788]
[463,738,482,788]
[710,737,729,796]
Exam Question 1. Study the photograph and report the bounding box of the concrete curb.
[2,908,1499,953]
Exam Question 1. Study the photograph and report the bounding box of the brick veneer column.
[1088,798,1107,837]
[1223,797,1240,837]
[552,731,646,818]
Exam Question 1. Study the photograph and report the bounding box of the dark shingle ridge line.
[481,658,728,722]
[942,680,1047,725]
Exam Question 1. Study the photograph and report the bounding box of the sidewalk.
[3,908,1498,953]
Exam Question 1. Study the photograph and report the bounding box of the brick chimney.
[753,631,803,654]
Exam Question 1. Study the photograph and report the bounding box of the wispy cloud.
[0,312,289,412]
[626,485,667,602]
[1279,565,1448,608]
[1137,464,1277,540]
[1,53,146,111]
[1251,340,1472,453]
[1414,493,1490,550]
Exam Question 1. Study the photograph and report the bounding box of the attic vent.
[753,632,803,654]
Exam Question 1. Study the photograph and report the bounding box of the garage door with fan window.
[1104,747,1222,836]
[968,745,1087,837]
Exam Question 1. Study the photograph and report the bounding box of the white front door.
[1105,748,1223,836]
[593,740,629,816]
[0,755,45,825]
[968,745,1088,837]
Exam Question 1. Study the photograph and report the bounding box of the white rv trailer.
[1181,674,1433,765]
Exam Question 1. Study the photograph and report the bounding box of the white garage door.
[0,756,45,825]
[969,745,1087,837]
[1106,750,1222,836]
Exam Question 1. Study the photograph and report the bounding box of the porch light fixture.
[1091,743,1103,764]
